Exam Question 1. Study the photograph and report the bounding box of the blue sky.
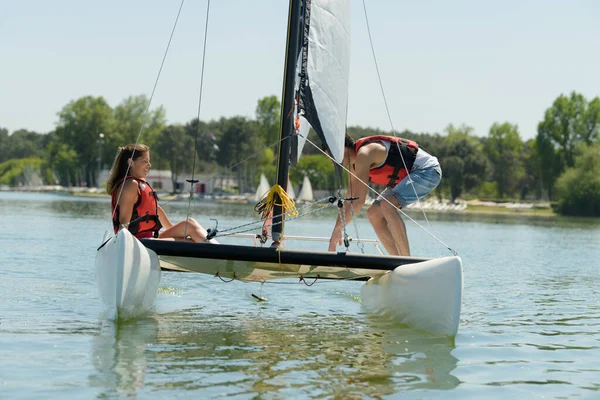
[2,0,599,140]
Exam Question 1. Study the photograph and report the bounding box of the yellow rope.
[254,184,296,269]
[254,184,298,220]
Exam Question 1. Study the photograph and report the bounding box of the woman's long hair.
[105,144,149,195]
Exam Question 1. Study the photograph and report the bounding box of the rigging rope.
[361,0,446,256]
[109,0,186,236]
[214,196,335,239]
[158,135,293,209]
[184,0,212,238]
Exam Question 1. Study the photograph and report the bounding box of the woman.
[106,144,217,243]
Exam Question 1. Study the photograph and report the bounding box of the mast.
[272,0,303,244]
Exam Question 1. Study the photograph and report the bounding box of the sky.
[2,0,599,141]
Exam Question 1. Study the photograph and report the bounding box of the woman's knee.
[184,218,203,229]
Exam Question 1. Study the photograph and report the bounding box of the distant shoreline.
[1,186,557,218]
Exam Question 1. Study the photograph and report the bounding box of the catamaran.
[96,0,463,336]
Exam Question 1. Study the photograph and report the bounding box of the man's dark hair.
[344,133,356,149]
[321,133,356,152]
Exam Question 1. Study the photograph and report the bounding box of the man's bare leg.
[367,203,400,256]
[380,196,410,256]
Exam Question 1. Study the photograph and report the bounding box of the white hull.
[95,229,161,319]
[361,256,463,336]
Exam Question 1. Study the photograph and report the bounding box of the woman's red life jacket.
[111,176,162,239]
[354,135,419,187]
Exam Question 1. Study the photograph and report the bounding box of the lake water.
[1,191,599,399]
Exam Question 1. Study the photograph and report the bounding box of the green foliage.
[290,154,335,190]
[519,139,542,199]
[44,141,79,186]
[0,127,50,164]
[554,144,600,217]
[0,157,43,185]
[0,128,8,162]
[477,181,498,199]
[214,117,261,167]
[2,129,48,161]
[183,118,220,173]
[259,147,275,166]
[214,116,262,193]
[113,94,166,147]
[255,95,281,145]
[5,91,598,209]
[483,122,524,198]
[536,92,600,198]
[55,96,114,187]
[154,124,194,193]
[438,124,490,201]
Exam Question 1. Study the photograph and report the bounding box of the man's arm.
[328,150,371,251]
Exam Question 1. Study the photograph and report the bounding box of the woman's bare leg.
[159,218,218,243]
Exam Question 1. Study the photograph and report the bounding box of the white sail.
[254,173,270,201]
[287,177,296,200]
[295,0,351,163]
[296,174,314,203]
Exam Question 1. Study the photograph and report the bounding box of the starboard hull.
[361,256,463,336]
[140,240,463,335]
[95,229,161,319]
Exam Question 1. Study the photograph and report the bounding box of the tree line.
[1,92,599,217]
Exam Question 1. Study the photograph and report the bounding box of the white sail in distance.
[296,174,314,203]
[254,173,271,201]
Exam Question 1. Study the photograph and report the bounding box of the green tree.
[536,92,600,198]
[255,95,280,145]
[154,124,194,193]
[215,117,261,193]
[184,118,220,173]
[483,122,524,198]
[519,139,542,199]
[44,141,79,186]
[290,154,335,191]
[55,96,114,187]
[583,97,600,143]
[0,157,43,186]
[438,124,489,201]
[554,144,600,217]
[0,128,9,163]
[113,94,166,147]
[2,129,48,161]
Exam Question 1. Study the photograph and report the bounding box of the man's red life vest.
[354,135,419,187]
[111,176,162,239]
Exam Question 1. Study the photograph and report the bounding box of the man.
[328,134,441,256]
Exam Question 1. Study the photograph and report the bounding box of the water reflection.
[90,310,458,397]
[90,318,158,398]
